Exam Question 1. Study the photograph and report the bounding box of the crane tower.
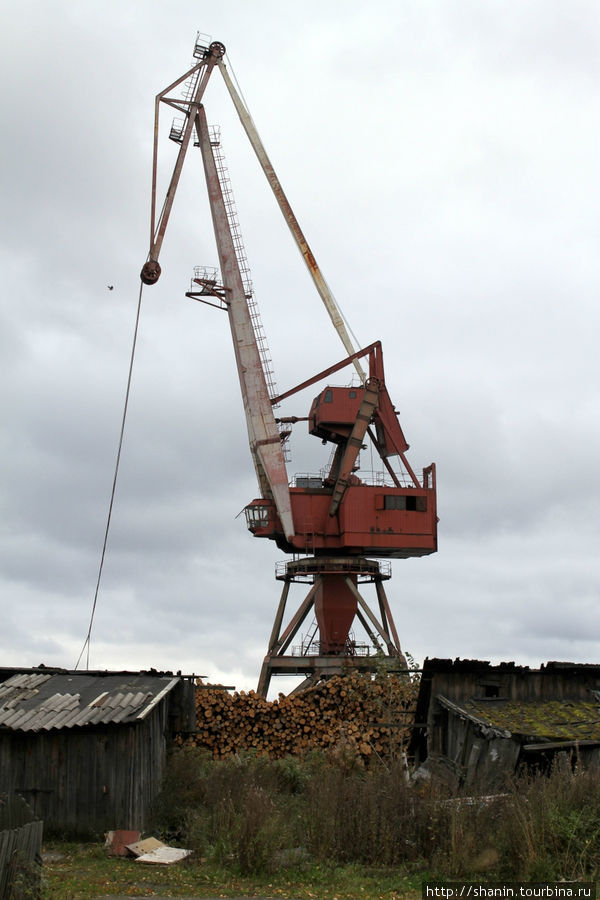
[141,37,438,697]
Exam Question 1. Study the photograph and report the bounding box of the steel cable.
[75,281,144,670]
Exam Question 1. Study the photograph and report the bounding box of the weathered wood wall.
[0,796,42,898]
[423,662,600,707]
[0,820,43,898]
[0,702,169,836]
[412,661,600,789]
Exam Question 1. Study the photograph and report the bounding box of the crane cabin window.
[245,505,270,529]
[383,495,427,512]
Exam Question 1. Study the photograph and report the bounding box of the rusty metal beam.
[274,583,319,656]
[257,582,318,697]
[146,47,223,271]
[375,579,407,667]
[266,579,291,653]
[344,577,397,655]
[367,427,402,487]
[217,59,365,384]
[196,106,294,540]
[329,379,379,516]
[354,607,385,655]
[271,342,380,406]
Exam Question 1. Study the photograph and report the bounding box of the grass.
[42,842,425,898]
[39,749,600,896]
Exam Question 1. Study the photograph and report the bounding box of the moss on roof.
[465,699,600,741]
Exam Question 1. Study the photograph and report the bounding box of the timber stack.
[179,671,418,762]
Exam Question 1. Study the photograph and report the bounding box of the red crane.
[141,37,437,697]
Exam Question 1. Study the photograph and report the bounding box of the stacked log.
[180,671,418,763]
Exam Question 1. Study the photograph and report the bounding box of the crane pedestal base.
[257,557,407,698]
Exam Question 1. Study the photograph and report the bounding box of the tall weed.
[152,747,600,879]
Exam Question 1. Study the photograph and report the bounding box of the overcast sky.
[1,0,598,695]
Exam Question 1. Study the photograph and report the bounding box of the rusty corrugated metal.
[0,671,180,733]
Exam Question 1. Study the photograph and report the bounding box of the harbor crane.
[141,37,437,697]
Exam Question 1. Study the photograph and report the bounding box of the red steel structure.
[141,36,437,697]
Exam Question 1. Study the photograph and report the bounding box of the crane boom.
[195,107,294,539]
[217,60,366,384]
[140,40,294,539]
[141,46,224,285]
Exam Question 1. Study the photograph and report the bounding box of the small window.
[349,390,357,398]
[324,389,333,403]
[383,494,427,512]
[384,495,406,510]
[405,496,428,512]
[245,505,270,529]
[484,684,500,698]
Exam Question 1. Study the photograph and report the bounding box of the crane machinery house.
[140,35,438,696]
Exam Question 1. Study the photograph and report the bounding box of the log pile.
[180,671,418,763]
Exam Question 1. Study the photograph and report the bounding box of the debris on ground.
[104,830,141,857]
[126,836,191,865]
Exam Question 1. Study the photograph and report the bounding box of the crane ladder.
[209,127,279,406]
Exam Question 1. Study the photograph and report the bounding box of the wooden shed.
[411,658,600,791]
[0,667,196,836]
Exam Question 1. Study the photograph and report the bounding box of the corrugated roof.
[0,671,181,733]
[464,698,600,742]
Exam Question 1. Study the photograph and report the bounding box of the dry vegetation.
[152,749,600,881]
[158,672,600,880]
[37,672,600,894]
